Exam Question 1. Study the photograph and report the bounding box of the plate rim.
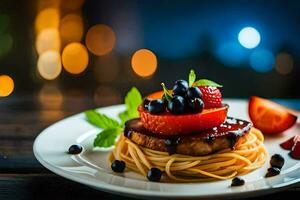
[33,103,300,199]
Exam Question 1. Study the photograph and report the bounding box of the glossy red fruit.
[248,96,297,134]
[290,141,300,160]
[139,105,228,136]
[198,86,222,109]
[280,135,300,150]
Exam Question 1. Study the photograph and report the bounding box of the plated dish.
[34,69,300,198]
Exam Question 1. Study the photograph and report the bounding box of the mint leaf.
[85,110,120,129]
[188,69,196,87]
[118,110,130,125]
[161,83,172,101]
[193,79,223,87]
[124,87,142,119]
[93,128,122,147]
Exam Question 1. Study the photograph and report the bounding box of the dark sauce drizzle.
[124,117,252,155]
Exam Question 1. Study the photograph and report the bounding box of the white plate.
[33,100,300,199]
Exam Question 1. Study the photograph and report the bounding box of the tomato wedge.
[248,96,297,134]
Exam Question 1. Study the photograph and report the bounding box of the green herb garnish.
[189,69,223,87]
[193,79,223,87]
[161,83,173,101]
[188,69,196,87]
[85,87,142,148]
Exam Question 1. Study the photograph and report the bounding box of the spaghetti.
[110,127,268,182]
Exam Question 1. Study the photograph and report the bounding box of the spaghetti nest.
[110,128,268,182]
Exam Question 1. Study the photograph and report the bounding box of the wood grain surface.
[0,93,299,200]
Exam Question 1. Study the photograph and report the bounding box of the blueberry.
[147,167,162,182]
[265,167,281,177]
[186,87,202,99]
[143,98,151,109]
[172,80,188,96]
[231,177,245,187]
[68,144,82,154]
[167,95,186,114]
[188,98,204,113]
[148,99,166,114]
[111,160,126,173]
[270,154,285,169]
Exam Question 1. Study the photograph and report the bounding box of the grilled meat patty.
[124,117,252,156]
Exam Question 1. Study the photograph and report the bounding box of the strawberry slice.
[248,96,297,134]
[198,86,222,109]
[139,105,228,135]
[280,135,300,150]
[290,141,300,160]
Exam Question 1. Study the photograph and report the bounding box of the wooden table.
[1,92,299,200]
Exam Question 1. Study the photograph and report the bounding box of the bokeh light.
[62,42,89,74]
[275,52,294,75]
[131,49,157,77]
[85,24,116,56]
[238,27,261,49]
[216,42,247,67]
[0,75,14,97]
[93,55,119,83]
[36,28,60,55]
[60,14,84,45]
[250,49,274,73]
[0,33,13,58]
[37,50,62,80]
[35,8,60,33]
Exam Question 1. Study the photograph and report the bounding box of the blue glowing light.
[250,49,274,73]
[238,27,261,49]
[216,42,248,67]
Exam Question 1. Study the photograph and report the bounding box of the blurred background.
[0,0,300,107]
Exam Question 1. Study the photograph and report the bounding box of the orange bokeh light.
[36,28,60,55]
[35,8,60,33]
[37,50,62,80]
[60,14,84,45]
[85,24,116,56]
[62,42,89,74]
[0,75,14,97]
[131,49,157,77]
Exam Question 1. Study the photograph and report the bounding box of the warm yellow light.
[35,8,60,33]
[37,50,62,80]
[131,49,157,77]
[62,42,89,74]
[61,0,85,11]
[85,24,116,56]
[275,53,294,75]
[0,75,14,97]
[36,28,60,55]
[60,14,83,45]
[93,54,119,83]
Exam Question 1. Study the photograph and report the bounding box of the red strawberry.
[139,105,228,135]
[280,135,300,150]
[198,86,223,109]
[290,141,300,160]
